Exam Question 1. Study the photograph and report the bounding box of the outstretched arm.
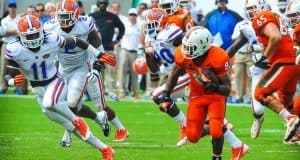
[226,34,248,59]
[164,65,185,95]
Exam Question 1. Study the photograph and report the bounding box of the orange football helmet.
[18,15,44,48]
[56,0,79,28]
[133,58,148,75]
[144,8,169,38]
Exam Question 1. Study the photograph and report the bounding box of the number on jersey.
[31,61,47,80]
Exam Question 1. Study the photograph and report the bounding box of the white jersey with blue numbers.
[44,16,96,72]
[4,31,65,81]
[145,24,183,75]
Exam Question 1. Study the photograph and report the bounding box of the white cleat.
[60,130,72,147]
[176,126,188,147]
[251,116,264,139]
[284,115,300,141]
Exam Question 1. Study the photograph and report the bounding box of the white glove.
[249,40,263,53]
[87,69,99,83]
[296,54,300,65]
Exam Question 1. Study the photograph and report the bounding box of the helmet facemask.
[56,10,77,28]
[20,28,44,49]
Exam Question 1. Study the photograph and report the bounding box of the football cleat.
[176,126,188,147]
[284,115,300,141]
[251,115,264,139]
[72,117,90,140]
[113,128,129,142]
[60,130,72,147]
[231,142,250,160]
[283,132,300,145]
[95,111,110,137]
[100,146,115,160]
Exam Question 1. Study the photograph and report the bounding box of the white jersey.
[145,24,183,75]
[232,20,256,52]
[44,16,96,72]
[4,31,64,81]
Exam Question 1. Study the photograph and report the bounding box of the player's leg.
[208,96,226,160]
[42,76,89,139]
[233,60,245,103]
[43,108,114,159]
[250,66,266,139]
[186,97,208,143]
[254,61,300,140]
[87,72,128,141]
[152,74,190,147]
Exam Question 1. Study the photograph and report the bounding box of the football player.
[159,0,194,32]
[164,26,231,160]
[285,0,300,144]
[5,15,114,159]
[143,8,188,147]
[44,0,128,145]
[144,9,250,158]
[249,0,300,141]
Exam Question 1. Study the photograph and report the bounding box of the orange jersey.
[293,23,300,44]
[168,8,194,32]
[174,45,230,97]
[252,11,295,64]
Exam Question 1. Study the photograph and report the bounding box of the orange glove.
[14,74,25,87]
[97,53,116,67]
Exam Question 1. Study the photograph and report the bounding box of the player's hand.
[97,53,116,67]
[14,74,25,87]
[87,69,99,83]
[296,54,300,65]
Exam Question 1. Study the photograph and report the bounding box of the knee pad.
[104,107,116,121]
[209,119,223,139]
[187,128,201,143]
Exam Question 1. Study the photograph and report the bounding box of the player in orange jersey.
[249,0,300,141]
[285,0,300,144]
[159,0,194,32]
[164,26,231,160]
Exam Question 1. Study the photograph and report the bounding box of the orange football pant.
[255,58,300,107]
[293,95,300,115]
[187,94,226,143]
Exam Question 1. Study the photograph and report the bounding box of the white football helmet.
[286,0,300,27]
[245,0,271,20]
[182,26,212,59]
[179,0,190,9]
[278,0,290,13]
[159,0,180,15]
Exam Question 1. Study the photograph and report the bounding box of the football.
[199,68,219,83]
[133,58,148,75]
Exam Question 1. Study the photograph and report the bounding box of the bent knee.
[187,127,202,143]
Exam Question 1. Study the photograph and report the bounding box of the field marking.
[0,94,251,107]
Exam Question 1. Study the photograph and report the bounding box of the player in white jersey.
[226,1,270,140]
[4,15,114,159]
[44,0,128,144]
[143,8,188,147]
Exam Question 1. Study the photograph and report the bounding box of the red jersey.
[168,8,194,32]
[174,45,230,97]
[252,11,295,64]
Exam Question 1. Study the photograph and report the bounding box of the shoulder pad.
[5,41,22,59]
[43,19,59,31]
[157,25,183,42]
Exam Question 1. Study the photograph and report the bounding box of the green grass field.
[0,95,299,160]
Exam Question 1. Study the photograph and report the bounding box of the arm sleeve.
[115,15,125,42]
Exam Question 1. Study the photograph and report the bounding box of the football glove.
[97,53,116,67]
[14,74,25,87]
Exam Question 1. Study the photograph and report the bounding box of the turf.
[0,95,299,160]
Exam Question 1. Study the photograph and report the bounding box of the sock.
[74,130,107,149]
[173,110,187,127]
[223,129,242,148]
[110,116,125,130]
[54,102,77,121]
[212,155,222,160]
[279,108,292,122]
